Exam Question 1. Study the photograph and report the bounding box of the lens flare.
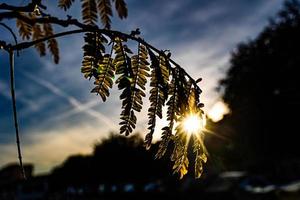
[183,113,205,135]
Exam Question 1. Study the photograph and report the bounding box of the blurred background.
[1,0,300,199]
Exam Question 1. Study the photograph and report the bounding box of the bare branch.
[9,50,26,179]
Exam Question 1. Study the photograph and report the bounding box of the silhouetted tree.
[50,134,175,190]
[50,155,92,188]
[92,134,174,183]
[219,0,300,172]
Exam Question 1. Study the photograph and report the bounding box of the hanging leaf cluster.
[59,0,127,28]
[16,12,59,63]
[80,31,207,178]
[6,0,207,179]
[145,52,169,149]
[171,89,207,179]
[14,0,127,64]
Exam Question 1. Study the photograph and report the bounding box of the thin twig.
[0,23,19,56]
[9,50,26,180]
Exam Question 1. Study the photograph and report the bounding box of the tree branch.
[0,0,201,93]
[0,1,200,87]
[6,27,201,91]
[0,23,19,55]
[0,3,35,12]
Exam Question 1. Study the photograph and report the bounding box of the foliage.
[0,0,206,178]
[15,12,59,63]
[51,134,173,186]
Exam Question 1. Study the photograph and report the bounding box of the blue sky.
[0,0,283,174]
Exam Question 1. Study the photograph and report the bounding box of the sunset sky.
[0,0,283,174]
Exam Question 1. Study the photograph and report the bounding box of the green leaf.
[91,53,115,102]
[81,32,107,79]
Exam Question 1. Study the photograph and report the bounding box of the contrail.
[51,99,100,122]
[21,71,117,129]
[0,79,40,113]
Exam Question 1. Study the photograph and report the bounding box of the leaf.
[16,14,32,40]
[81,32,107,87]
[158,54,170,99]
[171,115,191,179]
[127,43,150,137]
[91,51,115,101]
[43,23,59,64]
[32,24,46,56]
[58,0,75,11]
[113,0,128,19]
[193,133,207,178]
[97,0,113,29]
[171,124,189,179]
[130,43,150,113]
[155,126,173,159]
[117,43,150,136]
[176,68,190,114]
[156,70,179,159]
[114,38,136,136]
[145,49,169,149]
[81,0,98,25]
[170,88,206,179]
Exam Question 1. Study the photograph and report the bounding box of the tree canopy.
[219,0,300,170]
[51,134,174,187]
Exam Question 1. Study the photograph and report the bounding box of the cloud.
[189,4,227,24]
[165,0,282,109]
[21,71,117,129]
[0,124,112,174]
[50,99,99,122]
[0,79,40,112]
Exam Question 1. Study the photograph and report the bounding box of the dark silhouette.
[218,0,300,180]
[50,134,175,190]
[1,133,300,199]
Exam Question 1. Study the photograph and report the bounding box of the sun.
[183,113,206,135]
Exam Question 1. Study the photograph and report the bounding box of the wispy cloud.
[50,99,99,122]
[21,71,117,129]
[0,79,40,112]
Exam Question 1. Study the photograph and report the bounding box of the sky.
[0,0,284,174]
